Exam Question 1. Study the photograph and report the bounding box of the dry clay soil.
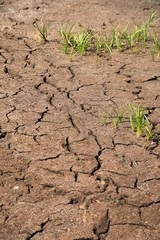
[0,1,160,240]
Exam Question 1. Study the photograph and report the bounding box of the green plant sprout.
[147,12,157,26]
[110,26,127,52]
[33,21,48,44]
[101,104,153,140]
[114,28,122,52]
[134,12,156,44]
[95,34,112,53]
[129,104,152,139]
[123,31,135,48]
[140,12,156,43]
[59,23,93,59]
[100,104,126,129]
[95,34,105,53]
[113,112,125,129]
[74,29,93,55]
[59,22,76,54]
[59,12,159,60]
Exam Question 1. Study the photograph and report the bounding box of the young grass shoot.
[58,12,160,60]
[33,21,48,44]
[101,104,153,140]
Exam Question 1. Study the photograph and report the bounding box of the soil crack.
[68,66,75,81]
[93,209,110,239]
[68,113,80,133]
[25,219,50,240]
[35,107,49,124]
[142,76,160,82]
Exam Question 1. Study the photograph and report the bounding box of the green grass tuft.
[101,104,153,140]
[33,21,48,44]
[58,12,160,61]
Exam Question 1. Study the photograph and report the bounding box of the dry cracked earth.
[0,0,160,239]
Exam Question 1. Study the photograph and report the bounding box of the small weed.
[135,12,156,44]
[33,21,48,44]
[59,23,93,59]
[59,22,76,54]
[111,27,127,52]
[59,12,159,60]
[101,104,153,140]
[113,112,125,129]
[123,31,135,48]
[95,34,112,53]
[100,104,126,129]
[129,104,152,139]
[95,34,105,53]
[141,23,148,43]
[134,25,143,42]
[114,29,123,52]
[74,28,93,55]
[147,12,157,26]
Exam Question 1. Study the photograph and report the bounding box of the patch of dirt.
[0,0,160,239]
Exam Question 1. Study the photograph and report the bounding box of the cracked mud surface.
[0,1,160,239]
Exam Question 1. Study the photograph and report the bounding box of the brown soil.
[0,1,160,239]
